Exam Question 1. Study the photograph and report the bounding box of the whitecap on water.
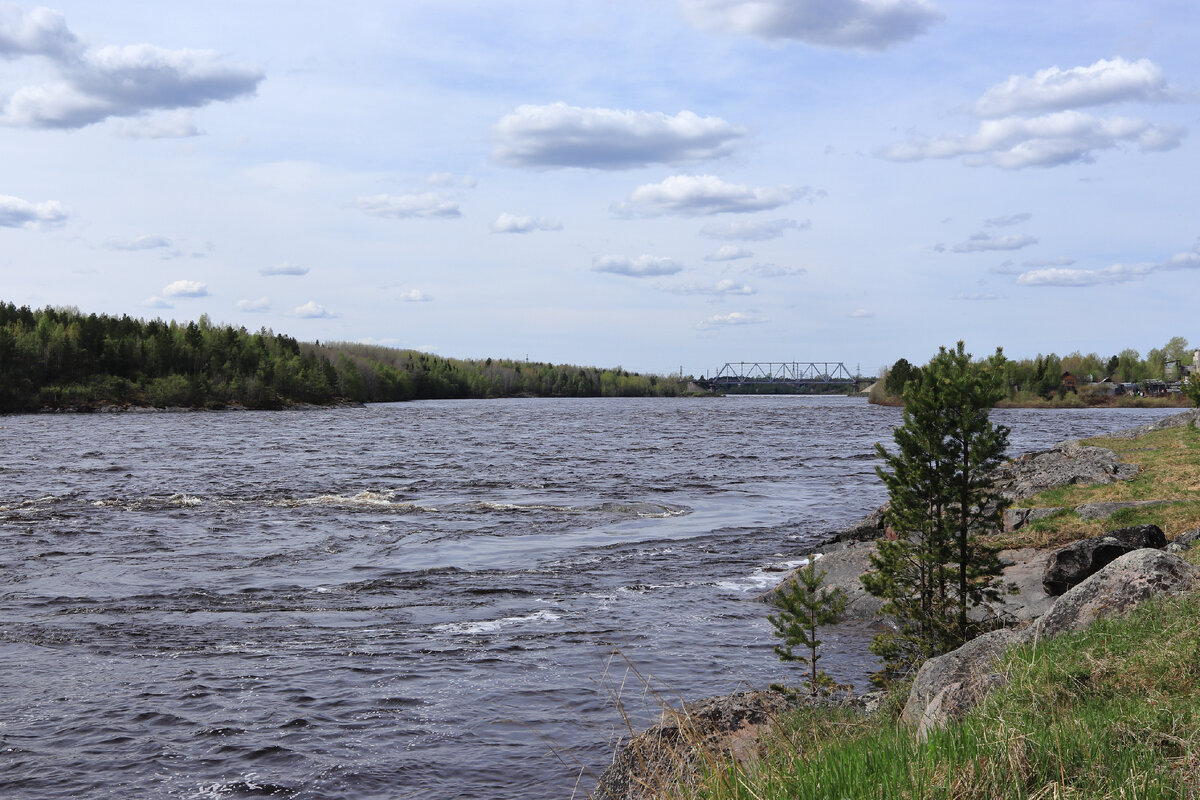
[271,490,435,511]
[432,609,561,635]
[715,556,814,593]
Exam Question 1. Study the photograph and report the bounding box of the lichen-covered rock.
[1042,525,1167,596]
[903,548,1196,737]
[1167,527,1200,554]
[990,442,1138,502]
[593,690,792,800]
[900,628,1031,738]
[1105,408,1200,439]
[1031,548,1198,640]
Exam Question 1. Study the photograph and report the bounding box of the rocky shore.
[594,408,1200,800]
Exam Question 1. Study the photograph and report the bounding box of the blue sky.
[2,1,1197,376]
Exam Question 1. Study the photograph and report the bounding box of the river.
[0,397,1181,799]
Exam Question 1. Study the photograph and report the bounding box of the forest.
[0,303,686,412]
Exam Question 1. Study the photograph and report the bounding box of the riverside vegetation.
[0,303,686,413]
[599,348,1200,800]
[870,336,1195,408]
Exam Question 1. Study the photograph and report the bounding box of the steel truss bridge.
[699,361,861,391]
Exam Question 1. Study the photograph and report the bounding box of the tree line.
[880,336,1193,402]
[0,303,686,412]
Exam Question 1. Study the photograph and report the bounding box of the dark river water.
[0,397,1180,799]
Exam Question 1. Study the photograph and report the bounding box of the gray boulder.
[904,548,1197,736]
[1032,548,1198,640]
[593,690,791,800]
[760,542,884,622]
[1167,526,1200,554]
[990,442,1137,502]
[1042,525,1167,596]
[1106,408,1200,439]
[900,627,1031,739]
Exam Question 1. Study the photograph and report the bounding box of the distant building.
[1061,371,1077,393]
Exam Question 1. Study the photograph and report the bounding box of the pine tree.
[768,558,849,697]
[862,342,1011,684]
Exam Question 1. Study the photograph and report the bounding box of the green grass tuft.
[673,594,1200,800]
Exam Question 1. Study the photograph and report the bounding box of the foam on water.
[433,609,563,635]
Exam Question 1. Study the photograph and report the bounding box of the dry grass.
[984,423,1200,549]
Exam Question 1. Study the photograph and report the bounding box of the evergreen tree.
[862,342,1011,684]
[883,357,919,397]
[768,558,848,697]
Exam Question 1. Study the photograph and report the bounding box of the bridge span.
[698,361,863,391]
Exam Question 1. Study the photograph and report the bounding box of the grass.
[982,422,1200,549]
[671,591,1200,800]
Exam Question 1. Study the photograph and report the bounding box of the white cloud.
[354,193,461,219]
[490,212,563,233]
[616,174,813,217]
[105,234,171,250]
[984,212,1031,227]
[140,296,173,309]
[739,262,806,278]
[492,103,746,169]
[850,308,874,318]
[399,289,432,302]
[704,244,752,261]
[699,218,807,240]
[2,42,263,130]
[0,5,78,59]
[294,300,333,318]
[236,297,270,312]
[882,111,1185,169]
[666,278,755,295]
[951,232,1038,252]
[1016,244,1200,287]
[592,254,684,277]
[740,262,807,277]
[696,311,768,328]
[114,111,202,139]
[680,0,943,51]
[260,262,309,276]
[974,58,1174,118]
[0,194,67,228]
[882,57,1185,170]
[162,279,208,297]
[954,292,999,301]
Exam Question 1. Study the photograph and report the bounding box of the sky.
[1,1,1198,377]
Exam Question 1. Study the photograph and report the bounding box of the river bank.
[595,407,1200,800]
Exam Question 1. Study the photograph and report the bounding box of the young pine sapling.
[768,557,849,698]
